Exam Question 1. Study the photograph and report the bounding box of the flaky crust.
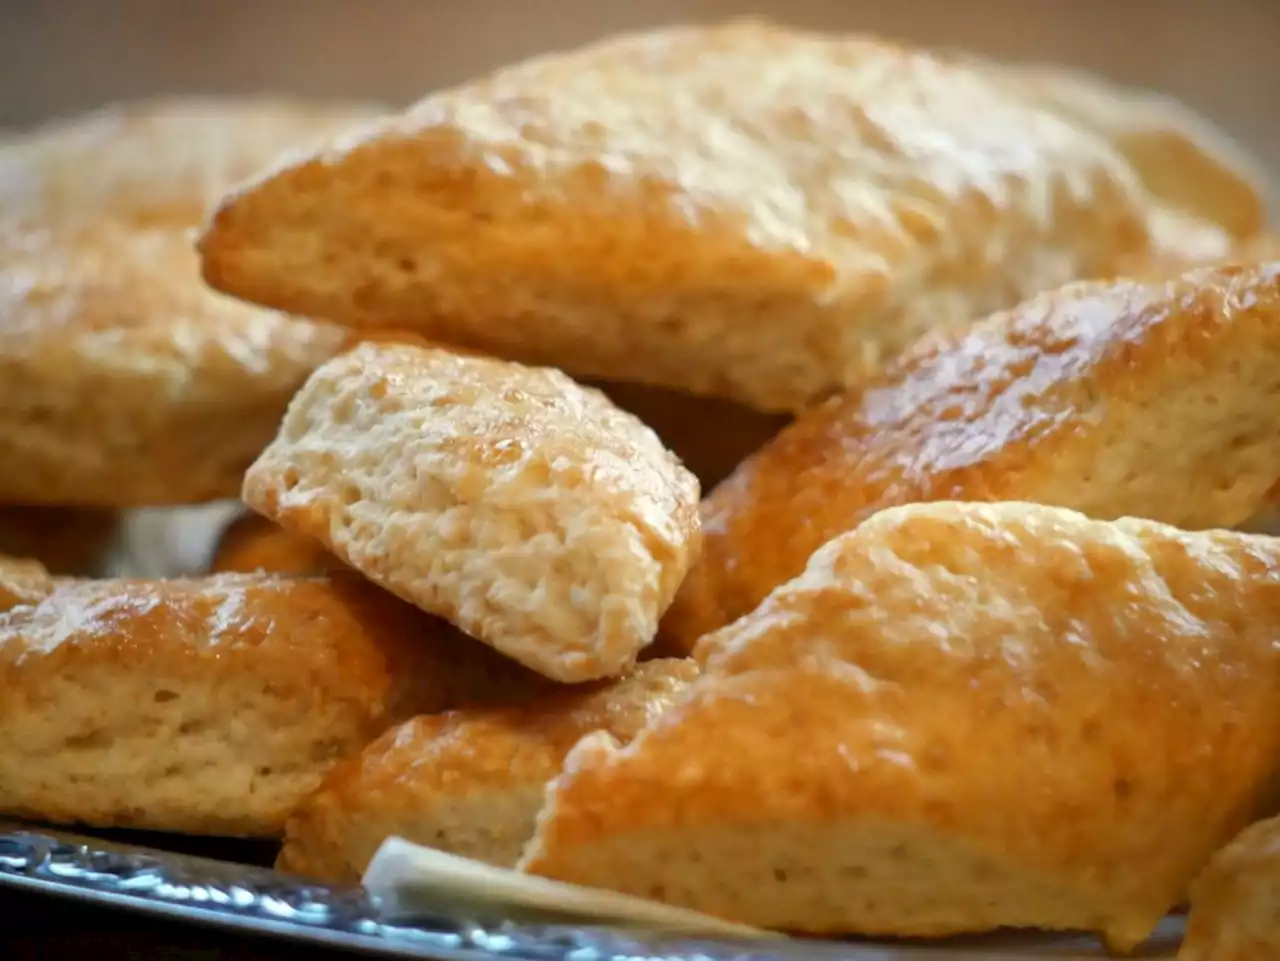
[1183,817,1280,961]
[0,571,545,835]
[663,262,1280,649]
[209,512,343,575]
[0,97,382,231]
[278,658,699,882]
[523,502,1280,949]
[0,224,347,505]
[199,20,1151,413]
[243,342,700,683]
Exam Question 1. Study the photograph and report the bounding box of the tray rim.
[0,819,1183,960]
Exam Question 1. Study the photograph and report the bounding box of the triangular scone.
[662,261,1280,650]
[0,97,382,230]
[0,224,347,505]
[242,341,701,683]
[278,658,698,882]
[522,502,1280,950]
[0,571,548,836]
[983,62,1268,241]
[1182,817,1280,961]
[198,21,1152,414]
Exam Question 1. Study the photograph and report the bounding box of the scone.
[0,97,382,230]
[663,261,1280,649]
[985,61,1268,241]
[278,658,698,882]
[0,571,546,836]
[0,224,347,505]
[0,555,56,611]
[198,20,1152,413]
[1183,817,1280,961]
[243,342,701,683]
[209,512,343,575]
[523,502,1280,951]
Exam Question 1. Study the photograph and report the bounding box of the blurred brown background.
[1,0,1277,177]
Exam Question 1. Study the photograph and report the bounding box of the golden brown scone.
[591,381,788,490]
[209,512,342,575]
[0,97,382,231]
[0,570,548,836]
[277,658,698,882]
[522,502,1280,950]
[985,62,1268,241]
[243,342,701,684]
[0,554,56,611]
[662,261,1280,650]
[198,20,1152,414]
[1182,817,1280,961]
[0,224,347,505]
[0,506,121,575]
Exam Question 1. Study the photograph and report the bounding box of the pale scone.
[523,502,1280,951]
[1182,817,1280,961]
[199,20,1153,414]
[243,342,701,683]
[209,512,343,575]
[0,554,56,611]
[0,571,548,836]
[0,224,347,505]
[0,96,382,230]
[277,658,699,882]
[662,261,1280,651]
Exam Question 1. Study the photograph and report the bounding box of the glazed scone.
[0,224,347,505]
[1182,817,1280,961]
[0,571,547,836]
[523,502,1280,950]
[663,261,1280,649]
[199,20,1152,414]
[244,342,700,683]
[0,506,121,575]
[209,512,342,575]
[0,554,55,611]
[0,97,382,230]
[985,62,1268,241]
[278,658,698,882]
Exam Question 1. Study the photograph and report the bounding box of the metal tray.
[0,819,1183,960]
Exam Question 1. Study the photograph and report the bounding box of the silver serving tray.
[0,819,1183,960]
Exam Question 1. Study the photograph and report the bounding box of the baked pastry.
[243,341,701,683]
[0,555,56,612]
[0,505,120,575]
[663,261,1280,649]
[0,97,381,506]
[198,20,1152,414]
[985,62,1267,241]
[277,658,699,882]
[591,381,787,490]
[0,224,347,505]
[523,502,1280,950]
[0,97,382,230]
[0,571,545,836]
[209,512,342,575]
[1182,817,1280,961]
